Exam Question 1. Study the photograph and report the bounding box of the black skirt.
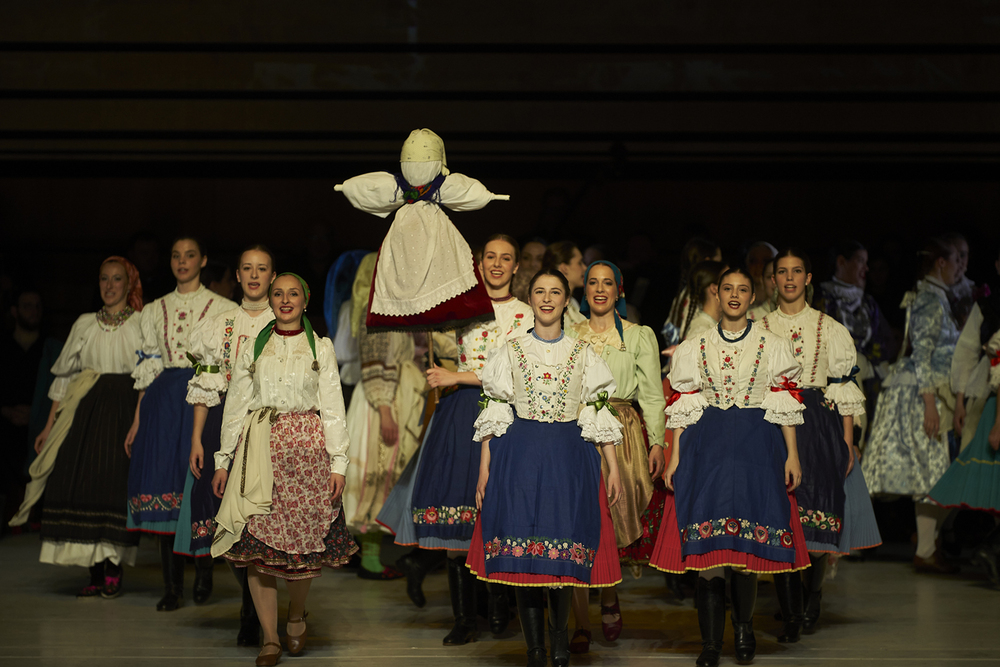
[41,374,141,548]
[796,388,850,548]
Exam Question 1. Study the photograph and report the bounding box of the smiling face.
[99,261,130,310]
[585,264,618,318]
[558,248,587,290]
[529,274,569,329]
[774,255,812,305]
[269,275,306,328]
[717,270,754,319]
[238,250,275,302]
[837,249,869,288]
[170,238,207,285]
[479,239,518,292]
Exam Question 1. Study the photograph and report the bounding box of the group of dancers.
[12,128,1000,667]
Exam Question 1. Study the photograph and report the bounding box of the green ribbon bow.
[186,352,220,377]
[478,391,507,411]
[587,391,619,417]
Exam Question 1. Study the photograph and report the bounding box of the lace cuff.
[186,384,222,407]
[823,381,866,416]
[665,391,709,426]
[577,405,624,446]
[761,389,806,426]
[764,408,805,426]
[473,401,514,441]
[48,375,73,402]
[132,357,164,390]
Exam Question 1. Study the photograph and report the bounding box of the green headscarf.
[251,272,319,372]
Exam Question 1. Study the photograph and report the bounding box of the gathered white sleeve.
[47,314,90,401]
[989,330,1000,392]
[472,346,516,441]
[216,345,254,471]
[761,336,806,426]
[438,173,501,211]
[952,304,984,396]
[185,315,226,407]
[823,320,866,417]
[577,346,624,446]
[316,339,351,476]
[665,340,709,429]
[335,171,403,218]
[132,305,164,390]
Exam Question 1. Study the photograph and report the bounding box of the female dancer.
[212,273,356,666]
[683,260,727,342]
[864,238,961,573]
[24,257,143,597]
[544,241,588,326]
[377,234,532,641]
[650,266,809,667]
[567,260,667,652]
[126,237,235,610]
[182,245,275,642]
[664,237,722,347]
[466,267,623,667]
[762,249,881,639]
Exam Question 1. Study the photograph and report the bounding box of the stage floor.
[2,533,1000,666]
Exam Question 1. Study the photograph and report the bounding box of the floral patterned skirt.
[222,413,358,580]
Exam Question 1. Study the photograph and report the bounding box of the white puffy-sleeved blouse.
[47,310,143,402]
[666,321,805,428]
[473,332,624,446]
[456,297,533,380]
[185,306,275,406]
[216,331,350,476]
[132,285,236,390]
[684,310,719,342]
[761,306,866,417]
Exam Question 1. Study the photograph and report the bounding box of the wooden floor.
[2,533,1000,666]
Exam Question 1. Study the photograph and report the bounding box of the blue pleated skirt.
[834,448,883,553]
[797,389,850,549]
[173,397,225,556]
[126,368,195,534]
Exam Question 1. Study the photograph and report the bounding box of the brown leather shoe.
[255,642,282,666]
[913,553,958,574]
[286,612,308,655]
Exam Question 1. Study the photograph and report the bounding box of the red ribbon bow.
[666,389,701,407]
[771,375,804,403]
[991,355,1000,368]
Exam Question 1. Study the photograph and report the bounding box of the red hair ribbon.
[770,375,804,403]
[666,389,701,408]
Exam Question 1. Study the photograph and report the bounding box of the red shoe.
[601,596,623,642]
[569,628,592,654]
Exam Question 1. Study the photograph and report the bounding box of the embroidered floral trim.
[811,313,825,384]
[681,516,794,550]
[160,299,173,362]
[192,518,216,538]
[798,506,842,533]
[700,336,765,408]
[411,505,477,525]
[511,338,585,422]
[96,306,135,329]
[129,492,183,514]
[222,317,236,381]
[483,535,596,568]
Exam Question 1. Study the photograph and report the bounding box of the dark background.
[1,1,997,337]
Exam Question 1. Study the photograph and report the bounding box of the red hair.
[101,256,144,312]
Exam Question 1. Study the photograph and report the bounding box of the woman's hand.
[212,469,228,499]
[923,393,940,439]
[378,406,398,446]
[664,455,679,490]
[189,439,205,479]
[33,425,52,455]
[990,423,1000,452]
[785,455,802,491]
[606,468,623,508]
[475,467,489,511]
[426,364,459,389]
[660,345,678,358]
[124,418,139,458]
[953,394,966,435]
[648,445,665,479]
[329,473,346,503]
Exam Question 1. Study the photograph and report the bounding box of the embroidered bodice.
[762,305,866,416]
[457,297,533,378]
[185,305,275,407]
[666,321,805,428]
[474,332,624,445]
[47,310,142,402]
[217,333,350,475]
[132,285,236,390]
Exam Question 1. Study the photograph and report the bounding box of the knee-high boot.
[803,554,828,634]
[193,555,214,604]
[696,577,726,667]
[442,557,477,645]
[730,572,757,664]
[515,588,547,667]
[488,583,511,634]
[156,535,185,611]
[547,588,573,667]
[772,572,803,643]
[973,523,1000,584]
[396,548,447,609]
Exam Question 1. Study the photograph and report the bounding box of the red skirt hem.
[649,490,811,575]
[466,474,622,588]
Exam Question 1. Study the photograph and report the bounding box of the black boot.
[234,565,260,646]
[548,587,572,667]
[803,554,827,634]
[442,557,477,645]
[516,588,547,667]
[730,572,757,664]
[973,523,1000,585]
[156,536,184,611]
[773,572,804,643]
[193,555,214,604]
[488,583,511,634]
[695,577,726,667]
[396,548,446,609]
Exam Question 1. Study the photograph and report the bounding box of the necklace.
[273,326,304,337]
[489,293,515,303]
[242,299,269,311]
[717,322,751,343]
[96,305,135,329]
[530,328,564,344]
